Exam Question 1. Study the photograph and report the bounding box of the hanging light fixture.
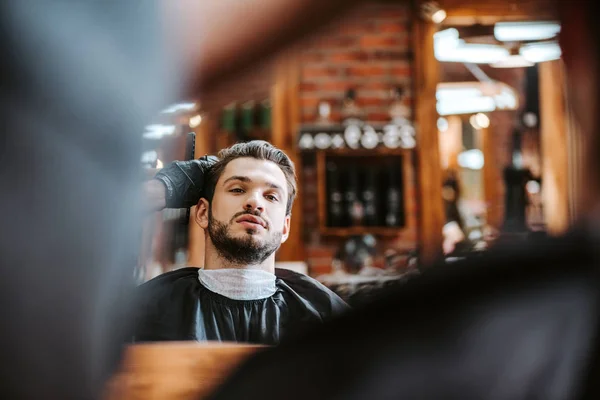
[494,21,561,42]
[161,102,197,114]
[436,82,519,116]
[421,1,447,24]
[189,114,202,128]
[470,113,490,130]
[491,46,534,68]
[434,28,510,64]
[143,124,176,140]
[520,41,562,63]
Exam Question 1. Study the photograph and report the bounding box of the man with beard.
[133,140,349,344]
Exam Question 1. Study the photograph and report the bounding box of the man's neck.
[203,241,276,274]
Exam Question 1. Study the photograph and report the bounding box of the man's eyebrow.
[223,175,284,192]
[223,175,251,184]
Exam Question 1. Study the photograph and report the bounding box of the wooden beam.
[439,0,558,24]
[270,49,305,262]
[413,17,445,265]
[479,124,502,228]
[539,60,570,235]
[438,115,462,171]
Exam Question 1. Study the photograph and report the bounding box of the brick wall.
[299,3,412,124]
[297,3,417,276]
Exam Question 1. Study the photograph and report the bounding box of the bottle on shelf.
[362,167,379,226]
[341,88,365,123]
[384,162,402,227]
[344,165,364,227]
[326,161,344,227]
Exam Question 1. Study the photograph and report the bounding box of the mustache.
[230,210,269,228]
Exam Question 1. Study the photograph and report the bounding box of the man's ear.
[280,215,291,244]
[195,198,209,230]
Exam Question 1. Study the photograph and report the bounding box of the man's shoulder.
[136,267,200,295]
[275,268,350,314]
[274,268,332,292]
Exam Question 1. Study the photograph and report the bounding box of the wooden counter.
[105,342,263,400]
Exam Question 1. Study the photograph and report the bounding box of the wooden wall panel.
[479,125,502,228]
[413,17,444,265]
[439,0,558,24]
[271,50,305,262]
[539,60,570,235]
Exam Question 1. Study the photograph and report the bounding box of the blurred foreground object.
[210,229,600,399]
[0,0,362,398]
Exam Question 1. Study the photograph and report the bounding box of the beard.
[207,208,283,266]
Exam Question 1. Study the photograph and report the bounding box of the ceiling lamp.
[458,149,485,170]
[436,82,519,116]
[470,113,490,130]
[189,114,202,128]
[161,102,197,114]
[421,1,447,24]
[143,124,176,139]
[520,41,562,63]
[491,54,534,68]
[434,28,509,64]
[494,21,561,42]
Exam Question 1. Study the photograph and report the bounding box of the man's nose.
[244,191,265,213]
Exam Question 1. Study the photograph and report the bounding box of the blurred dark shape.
[443,173,464,230]
[336,235,377,274]
[0,2,173,398]
[210,229,600,399]
[502,166,532,233]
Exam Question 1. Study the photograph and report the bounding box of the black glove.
[153,155,218,209]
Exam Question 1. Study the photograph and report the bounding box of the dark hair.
[204,140,297,215]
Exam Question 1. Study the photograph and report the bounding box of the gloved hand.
[153,155,219,209]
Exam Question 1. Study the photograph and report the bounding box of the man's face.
[199,157,291,265]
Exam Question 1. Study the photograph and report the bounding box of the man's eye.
[229,188,244,193]
[265,195,279,202]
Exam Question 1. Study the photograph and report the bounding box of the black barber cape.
[132,267,350,344]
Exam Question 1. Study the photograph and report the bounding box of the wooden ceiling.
[436,0,559,24]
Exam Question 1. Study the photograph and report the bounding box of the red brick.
[300,97,320,108]
[361,81,391,91]
[390,66,411,77]
[371,50,410,61]
[346,65,387,77]
[320,81,351,91]
[337,21,377,36]
[300,82,319,92]
[378,22,407,34]
[301,52,326,63]
[359,35,404,48]
[301,114,316,123]
[302,66,339,79]
[323,111,343,123]
[356,97,387,107]
[315,36,358,48]
[367,112,391,122]
[328,51,369,63]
